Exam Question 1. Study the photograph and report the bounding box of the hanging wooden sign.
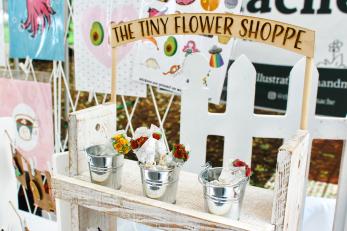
[110,13,315,57]
[110,13,315,129]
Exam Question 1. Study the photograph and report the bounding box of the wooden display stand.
[109,13,315,130]
[52,13,315,231]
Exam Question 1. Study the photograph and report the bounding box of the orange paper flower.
[111,133,131,155]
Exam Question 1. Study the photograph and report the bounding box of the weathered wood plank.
[71,203,80,231]
[68,103,117,176]
[53,160,274,231]
[271,130,309,231]
[81,159,273,228]
[283,131,309,231]
[78,207,118,231]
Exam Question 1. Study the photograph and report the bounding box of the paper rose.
[172,144,190,162]
[131,125,167,164]
[217,159,251,185]
[232,159,252,177]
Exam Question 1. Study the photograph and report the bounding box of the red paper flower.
[152,132,161,140]
[172,144,189,161]
[130,140,139,149]
[131,136,149,149]
[245,166,252,177]
[232,159,246,167]
[232,159,252,177]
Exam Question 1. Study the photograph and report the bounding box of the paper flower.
[232,159,252,177]
[216,159,251,185]
[111,131,131,155]
[130,136,148,149]
[131,125,167,164]
[152,132,162,140]
[172,144,190,162]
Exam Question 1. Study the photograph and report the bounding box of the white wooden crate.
[52,101,310,231]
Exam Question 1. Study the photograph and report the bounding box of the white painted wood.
[282,131,310,231]
[271,130,309,231]
[180,54,307,172]
[332,143,347,231]
[78,207,117,231]
[53,152,72,231]
[53,130,310,231]
[53,152,70,176]
[56,53,314,231]
[71,204,80,231]
[68,103,117,176]
[0,118,20,230]
[53,159,274,231]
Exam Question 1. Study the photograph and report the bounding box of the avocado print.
[90,21,104,46]
[164,36,178,57]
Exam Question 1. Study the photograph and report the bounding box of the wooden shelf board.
[53,159,274,231]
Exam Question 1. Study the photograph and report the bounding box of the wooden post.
[111,48,117,103]
[300,57,314,129]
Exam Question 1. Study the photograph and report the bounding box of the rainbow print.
[209,45,224,68]
[209,53,224,68]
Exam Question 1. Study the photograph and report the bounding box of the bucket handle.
[198,162,212,185]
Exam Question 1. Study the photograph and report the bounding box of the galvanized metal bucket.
[198,165,249,220]
[139,164,181,204]
[86,143,124,190]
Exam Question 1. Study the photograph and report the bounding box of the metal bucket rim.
[138,162,180,172]
[198,167,249,187]
[86,152,123,158]
[84,143,122,158]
